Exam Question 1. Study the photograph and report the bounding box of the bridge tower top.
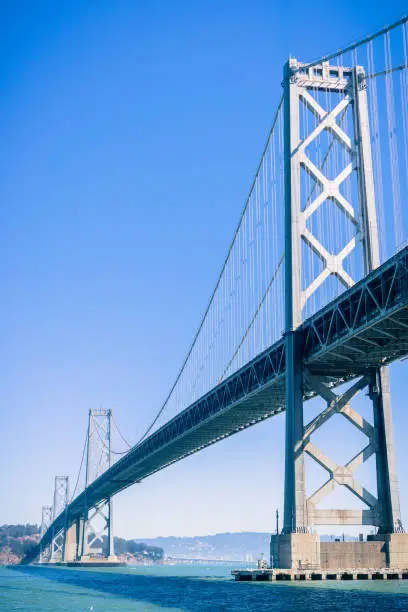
[40,505,52,538]
[52,476,69,520]
[85,408,112,487]
[283,56,379,332]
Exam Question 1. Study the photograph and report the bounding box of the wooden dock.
[232,568,408,581]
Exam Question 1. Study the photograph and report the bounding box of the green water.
[1,564,408,611]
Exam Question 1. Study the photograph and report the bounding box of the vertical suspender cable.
[399,22,408,231]
[367,40,386,262]
[384,31,403,250]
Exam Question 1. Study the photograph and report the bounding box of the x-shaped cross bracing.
[89,419,110,482]
[297,90,359,310]
[301,373,379,526]
[50,528,65,561]
[85,500,110,549]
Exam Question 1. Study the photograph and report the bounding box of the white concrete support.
[63,519,79,563]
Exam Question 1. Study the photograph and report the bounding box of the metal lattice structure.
[50,476,69,562]
[282,56,403,535]
[284,59,359,328]
[80,409,114,560]
[39,506,53,563]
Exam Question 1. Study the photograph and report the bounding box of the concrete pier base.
[368,533,408,569]
[271,532,408,570]
[387,534,408,568]
[232,568,408,581]
[321,540,385,569]
[64,522,78,562]
[61,517,119,565]
[271,533,320,569]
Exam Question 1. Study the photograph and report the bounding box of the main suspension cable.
[131,97,284,448]
[218,254,285,383]
[112,413,132,449]
[301,14,408,71]
[93,417,129,457]
[70,429,88,502]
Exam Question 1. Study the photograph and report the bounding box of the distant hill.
[0,524,40,564]
[2,523,164,565]
[132,532,271,561]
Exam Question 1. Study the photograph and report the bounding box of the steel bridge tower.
[78,408,116,561]
[39,506,53,563]
[273,57,406,569]
[49,476,69,562]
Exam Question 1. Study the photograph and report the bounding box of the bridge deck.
[38,246,408,553]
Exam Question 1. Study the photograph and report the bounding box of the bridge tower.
[274,57,406,569]
[39,505,53,563]
[50,476,69,563]
[78,409,116,561]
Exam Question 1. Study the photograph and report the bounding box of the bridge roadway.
[40,246,408,552]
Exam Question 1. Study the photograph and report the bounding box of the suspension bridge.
[28,15,408,570]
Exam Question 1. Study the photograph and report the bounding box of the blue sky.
[1,1,407,539]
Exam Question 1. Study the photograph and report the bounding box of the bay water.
[1,564,408,611]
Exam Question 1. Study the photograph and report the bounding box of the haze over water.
[1,565,408,611]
